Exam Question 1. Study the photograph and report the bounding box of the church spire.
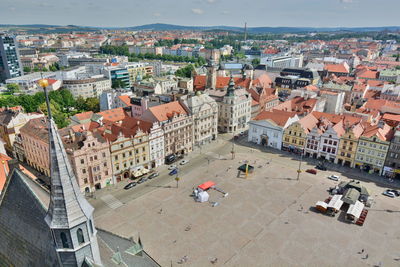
[40,79,102,266]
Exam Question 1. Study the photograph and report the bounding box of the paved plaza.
[91,139,400,266]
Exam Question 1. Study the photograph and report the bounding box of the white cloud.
[340,0,353,3]
[207,0,216,3]
[153,12,161,17]
[221,10,230,15]
[191,8,204,15]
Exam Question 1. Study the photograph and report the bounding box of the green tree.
[84,97,100,112]
[39,100,69,128]
[33,66,40,72]
[75,96,87,111]
[112,79,126,89]
[251,58,260,66]
[6,83,20,94]
[23,66,31,73]
[175,64,195,78]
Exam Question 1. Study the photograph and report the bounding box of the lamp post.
[175,176,180,188]
[297,150,303,181]
[38,78,51,117]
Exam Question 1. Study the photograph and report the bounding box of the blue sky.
[0,0,399,28]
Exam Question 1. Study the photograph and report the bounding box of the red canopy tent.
[198,181,215,191]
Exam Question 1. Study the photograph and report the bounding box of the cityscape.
[0,0,400,266]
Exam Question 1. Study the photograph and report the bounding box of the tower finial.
[38,76,52,120]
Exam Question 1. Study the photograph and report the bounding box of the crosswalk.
[100,194,123,209]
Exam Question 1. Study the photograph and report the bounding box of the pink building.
[20,117,50,176]
[61,125,113,193]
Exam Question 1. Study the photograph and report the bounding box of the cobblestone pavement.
[91,135,400,266]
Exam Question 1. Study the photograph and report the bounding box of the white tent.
[328,194,344,211]
[197,191,209,203]
[142,168,150,174]
[347,200,365,219]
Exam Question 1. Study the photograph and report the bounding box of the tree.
[39,100,69,128]
[33,66,40,72]
[6,83,20,94]
[41,67,48,72]
[112,79,126,89]
[75,96,87,111]
[23,66,31,73]
[84,97,100,112]
[175,64,195,78]
[251,58,260,66]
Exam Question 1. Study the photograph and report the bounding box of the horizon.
[2,22,400,30]
[1,0,399,28]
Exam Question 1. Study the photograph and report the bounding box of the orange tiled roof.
[193,75,252,90]
[118,95,132,107]
[254,109,296,127]
[0,154,11,192]
[98,108,129,123]
[324,63,349,74]
[148,101,188,122]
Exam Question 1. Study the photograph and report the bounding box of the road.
[89,135,236,213]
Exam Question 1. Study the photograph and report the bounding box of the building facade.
[141,101,193,157]
[354,124,393,175]
[248,110,298,150]
[183,93,218,147]
[383,129,400,178]
[0,34,23,82]
[63,77,111,99]
[62,129,113,193]
[20,117,50,176]
[335,123,364,167]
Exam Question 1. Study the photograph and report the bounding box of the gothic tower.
[43,83,102,266]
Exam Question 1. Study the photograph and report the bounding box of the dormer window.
[77,228,85,244]
[60,232,69,248]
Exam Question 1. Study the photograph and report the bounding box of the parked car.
[180,159,189,165]
[148,172,159,179]
[169,168,178,176]
[124,182,137,190]
[383,190,396,198]
[387,189,400,197]
[316,164,327,171]
[168,164,177,170]
[137,177,148,184]
[306,169,317,175]
[165,154,177,164]
[328,175,340,181]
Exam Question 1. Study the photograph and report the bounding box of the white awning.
[328,194,344,210]
[316,201,328,209]
[347,200,365,219]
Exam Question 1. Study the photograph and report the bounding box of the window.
[102,152,106,158]
[94,155,98,160]
[60,232,69,248]
[80,159,84,164]
[77,228,85,244]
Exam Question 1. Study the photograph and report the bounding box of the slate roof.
[0,169,59,267]
[0,168,160,267]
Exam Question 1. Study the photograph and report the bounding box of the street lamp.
[38,78,52,119]
[175,176,180,188]
[297,150,303,181]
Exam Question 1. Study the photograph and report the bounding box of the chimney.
[69,128,76,142]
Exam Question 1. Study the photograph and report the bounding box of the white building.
[183,92,218,147]
[63,77,111,99]
[260,54,304,69]
[207,77,252,133]
[321,91,345,114]
[99,89,134,111]
[147,121,165,168]
[248,110,299,150]
[5,72,56,92]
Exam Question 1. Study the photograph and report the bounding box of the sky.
[0,0,399,28]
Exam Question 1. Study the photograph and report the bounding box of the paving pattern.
[93,143,400,266]
[100,194,124,210]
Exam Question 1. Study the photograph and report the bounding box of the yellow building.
[335,123,364,168]
[282,114,318,153]
[103,121,150,182]
[125,62,148,84]
[354,124,393,175]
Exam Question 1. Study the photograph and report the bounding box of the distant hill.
[1,23,400,34]
[126,23,400,33]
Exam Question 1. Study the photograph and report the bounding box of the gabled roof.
[146,101,188,122]
[254,109,297,127]
[118,95,132,107]
[361,123,393,141]
[98,108,130,123]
